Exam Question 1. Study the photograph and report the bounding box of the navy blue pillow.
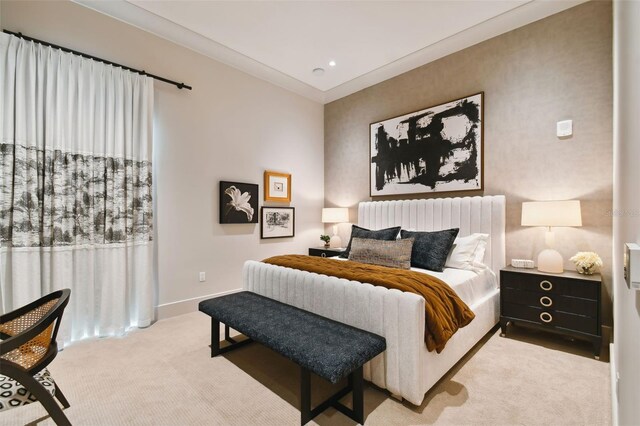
[340,225,401,259]
[400,228,459,272]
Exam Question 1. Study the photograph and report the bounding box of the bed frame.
[243,195,505,405]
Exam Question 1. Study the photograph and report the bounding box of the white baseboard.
[610,343,618,426]
[156,288,242,320]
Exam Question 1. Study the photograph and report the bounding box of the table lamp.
[521,200,582,273]
[322,207,349,248]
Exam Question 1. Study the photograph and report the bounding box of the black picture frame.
[260,207,295,239]
[369,92,484,197]
[219,181,259,224]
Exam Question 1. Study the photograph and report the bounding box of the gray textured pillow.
[340,225,401,258]
[348,237,414,269]
[400,228,459,272]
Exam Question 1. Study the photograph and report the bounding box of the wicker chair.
[0,289,71,425]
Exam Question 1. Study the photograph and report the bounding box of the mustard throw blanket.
[263,255,475,353]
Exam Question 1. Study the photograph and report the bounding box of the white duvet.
[332,256,498,307]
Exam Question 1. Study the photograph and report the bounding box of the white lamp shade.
[322,207,349,223]
[521,200,582,227]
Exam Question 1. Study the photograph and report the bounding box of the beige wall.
[1,1,324,314]
[325,1,613,324]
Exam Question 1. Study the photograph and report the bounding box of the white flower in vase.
[569,251,603,275]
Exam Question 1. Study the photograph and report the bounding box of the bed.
[243,195,505,405]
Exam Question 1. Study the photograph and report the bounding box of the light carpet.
[0,312,610,425]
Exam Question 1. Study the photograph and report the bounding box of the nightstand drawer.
[502,288,598,317]
[502,303,598,335]
[500,267,602,358]
[308,248,343,258]
[501,271,598,300]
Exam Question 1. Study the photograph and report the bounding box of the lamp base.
[330,235,342,249]
[537,249,564,273]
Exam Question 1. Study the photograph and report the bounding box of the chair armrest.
[0,330,36,356]
[0,290,70,357]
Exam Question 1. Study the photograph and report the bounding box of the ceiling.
[77,0,586,103]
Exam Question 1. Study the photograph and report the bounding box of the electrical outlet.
[199,272,206,282]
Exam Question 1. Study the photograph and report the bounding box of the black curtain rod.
[3,29,192,90]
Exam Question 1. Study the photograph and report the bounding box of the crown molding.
[73,0,326,103]
[323,0,588,103]
[75,0,587,105]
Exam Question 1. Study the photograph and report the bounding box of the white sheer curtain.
[0,33,155,344]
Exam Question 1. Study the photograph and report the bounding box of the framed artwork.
[370,92,483,197]
[264,171,291,202]
[219,181,259,224]
[261,207,295,239]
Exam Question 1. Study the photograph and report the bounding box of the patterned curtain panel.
[0,33,155,343]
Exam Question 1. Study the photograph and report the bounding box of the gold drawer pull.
[540,296,553,307]
[540,280,553,291]
[321,253,327,258]
[540,312,553,323]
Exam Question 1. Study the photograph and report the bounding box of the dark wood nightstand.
[500,266,602,359]
[308,247,344,258]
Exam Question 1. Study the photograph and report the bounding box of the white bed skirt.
[243,260,499,405]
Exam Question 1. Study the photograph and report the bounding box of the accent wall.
[324,1,614,326]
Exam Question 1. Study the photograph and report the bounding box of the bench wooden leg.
[209,318,253,357]
[300,366,364,425]
[225,324,237,344]
[300,368,312,425]
[211,318,220,357]
[352,367,364,424]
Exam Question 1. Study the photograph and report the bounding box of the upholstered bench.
[198,291,386,425]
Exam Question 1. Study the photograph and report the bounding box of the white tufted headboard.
[358,195,506,277]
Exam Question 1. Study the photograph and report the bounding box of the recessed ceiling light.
[312,67,325,76]
[329,60,336,67]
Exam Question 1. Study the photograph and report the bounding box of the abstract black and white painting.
[220,181,259,224]
[370,93,483,196]
[261,207,295,239]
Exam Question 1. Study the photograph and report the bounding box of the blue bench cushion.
[199,292,386,384]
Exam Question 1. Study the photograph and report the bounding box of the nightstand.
[500,266,602,359]
[308,247,344,258]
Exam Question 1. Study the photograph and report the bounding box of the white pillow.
[445,233,489,271]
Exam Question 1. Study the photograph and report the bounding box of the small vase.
[576,264,596,275]
[323,242,330,248]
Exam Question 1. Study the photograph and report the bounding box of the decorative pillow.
[400,228,459,272]
[445,233,489,271]
[348,237,413,269]
[340,225,402,258]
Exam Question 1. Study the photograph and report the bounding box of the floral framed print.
[370,92,483,197]
[261,207,295,239]
[264,171,291,202]
[220,181,259,224]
